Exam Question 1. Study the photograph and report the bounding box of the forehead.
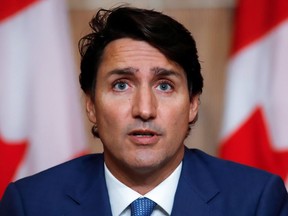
[98,38,184,74]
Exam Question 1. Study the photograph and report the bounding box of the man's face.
[86,38,199,181]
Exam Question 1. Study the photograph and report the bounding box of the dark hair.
[78,6,203,136]
[79,6,203,98]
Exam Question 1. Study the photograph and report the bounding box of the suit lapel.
[63,154,112,216]
[56,149,221,215]
[171,148,220,216]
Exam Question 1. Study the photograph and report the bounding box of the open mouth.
[131,131,156,137]
[128,129,161,145]
[129,129,158,136]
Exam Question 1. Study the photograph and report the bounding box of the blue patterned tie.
[130,197,156,216]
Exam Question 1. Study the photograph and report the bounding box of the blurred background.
[1,0,288,197]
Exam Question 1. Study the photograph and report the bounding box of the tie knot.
[130,197,156,216]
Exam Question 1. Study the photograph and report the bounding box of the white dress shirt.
[104,162,182,216]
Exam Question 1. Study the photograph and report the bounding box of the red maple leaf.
[220,108,288,182]
[0,136,27,198]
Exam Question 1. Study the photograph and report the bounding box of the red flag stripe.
[231,0,288,56]
[0,0,38,22]
[0,1,88,198]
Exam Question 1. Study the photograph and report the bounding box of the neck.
[105,147,184,195]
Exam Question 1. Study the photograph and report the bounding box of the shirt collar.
[105,162,182,216]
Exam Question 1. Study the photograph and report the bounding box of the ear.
[86,96,97,124]
[189,94,200,123]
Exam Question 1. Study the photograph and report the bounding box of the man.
[1,6,287,216]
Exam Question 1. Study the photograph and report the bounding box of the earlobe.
[86,96,97,124]
[189,95,200,123]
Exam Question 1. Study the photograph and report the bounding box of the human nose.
[132,85,157,121]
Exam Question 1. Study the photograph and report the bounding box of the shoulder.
[183,148,287,197]
[181,148,288,214]
[7,153,104,194]
[185,148,274,180]
[184,148,288,209]
[0,153,105,215]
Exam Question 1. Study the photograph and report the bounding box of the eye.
[156,80,173,92]
[113,81,129,91]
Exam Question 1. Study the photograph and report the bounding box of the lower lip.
[129,135,160,145]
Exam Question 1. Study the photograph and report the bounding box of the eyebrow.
[106,66,181,78]
[105,67,139,78]
[151,67,182,77]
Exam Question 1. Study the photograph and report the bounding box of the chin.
[131,156,163,172]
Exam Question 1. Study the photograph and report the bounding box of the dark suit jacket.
[1,148,288,216]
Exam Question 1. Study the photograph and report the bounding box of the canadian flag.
[219,0,288,187]
[0,0,87,197]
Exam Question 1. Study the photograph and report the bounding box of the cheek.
[162,96,191,119]
[95,96,130,130]
[172,111,190,131]
[161,101,191,132]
